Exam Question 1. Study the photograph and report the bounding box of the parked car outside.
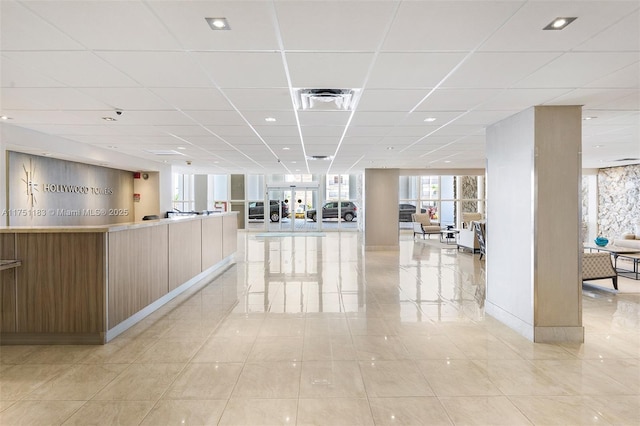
[307,201,358,222]
[399,204,427,222]
[248,200,289,222]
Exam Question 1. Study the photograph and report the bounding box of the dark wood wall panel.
[1,234,17,332]
[168,220,202,291]
[201,216,223,271]
[108,225,169,329]
[15,233,105,333]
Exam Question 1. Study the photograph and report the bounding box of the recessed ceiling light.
[265,117,276,122]
[424,117,437,122]
[177,146,186,150]
[443,160,451,163]
[295,169,300,172]
[291,161,297,164]
[386,146,394,150]
[283,147,290,151]
[0,115,11,120]
[583,116,597,121]
[107,145,118,149]
[543,17,577,30]
[594,145,603,148]
[102,116,117,121]
[205,17,230,30]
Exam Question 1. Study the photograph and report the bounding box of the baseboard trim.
[485,300,534,341]
[0,332,104,345]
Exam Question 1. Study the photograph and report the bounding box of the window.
[172,173,194,212]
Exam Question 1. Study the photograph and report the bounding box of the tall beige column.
[485,106,583,343]
[364,168,400,251]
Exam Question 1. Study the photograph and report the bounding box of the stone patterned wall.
[461,176,479,213]
[598,164,640,239]
[581,176,589,242]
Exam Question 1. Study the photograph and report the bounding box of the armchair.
[412,213,440,239]
[457,212,483,253]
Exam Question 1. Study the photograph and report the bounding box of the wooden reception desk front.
[0,213,238,344]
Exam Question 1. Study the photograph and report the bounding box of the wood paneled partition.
[1,234,17,333]
[0,213,238,344]
[108,224,169,329]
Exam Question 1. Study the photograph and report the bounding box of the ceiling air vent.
[306,155,333,161]
[295,88,359,111]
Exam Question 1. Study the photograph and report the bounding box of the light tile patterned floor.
[1,232,639,425]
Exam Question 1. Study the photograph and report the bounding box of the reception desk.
[0,213,237,344]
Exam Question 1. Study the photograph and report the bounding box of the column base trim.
[534,326,584,343]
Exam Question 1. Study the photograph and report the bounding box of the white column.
[485,106,583,343]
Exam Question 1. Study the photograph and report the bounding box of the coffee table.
[440,229,460,245]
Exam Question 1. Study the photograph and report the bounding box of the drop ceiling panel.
[224,88,294,111]
[204,125,256,137]
[415,89,500,111]
[252,126,300,138]
[300,126,345,137]
[368,53,467,89]
[385,126,438,137]
[298,111,351,127]
[24,0,181,51]
[154,126,213,138]
[275,1,396,51]
[382,1,523,51]
[585,62,640,89]
[242,111,298,127]
[357,89,430,112]
[596,92,640,110]
[286,52,373,88]
[351,112,408,127]
[2,88,110,110]
[3,51,139,87]
[479,1,639,52]
[103,111,195,126]
[150,88,232,111]
[516,53,639,89]
[575,10,640,52]
[18,124,122,137]
[195,52,287,89]
[148,1,280,51]
[184,110,246,126]
[79,88,171,111]
[547,89,637,108]
[0,58,65,88]
[479,88,572,110]
[444,52,562,89]
[444,111,517,127]
[345,126,393,137]
[97,51,212,88]
[0,1,83,50]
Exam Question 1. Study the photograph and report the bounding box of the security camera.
[115,110,123,115]
[186,160,192,165]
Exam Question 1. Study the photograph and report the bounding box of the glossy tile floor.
[1,232,639,425]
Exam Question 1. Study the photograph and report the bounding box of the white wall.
[2,124,172,221]
[485,108,535,338]
[0,135,6,225]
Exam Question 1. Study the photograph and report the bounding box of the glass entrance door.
[267,185,319,233]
